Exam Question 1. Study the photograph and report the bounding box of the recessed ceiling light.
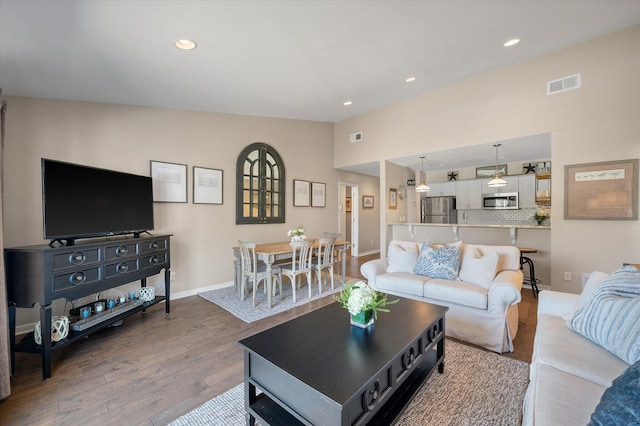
[175,39,197,50]
[343,101,352,106]
[405,77,417,83]
[503,38,520,47]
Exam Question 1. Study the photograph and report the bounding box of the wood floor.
[0,254,538,425]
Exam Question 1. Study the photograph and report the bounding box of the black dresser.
[5,234,171,379]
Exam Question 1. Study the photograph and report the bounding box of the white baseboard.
[358,249,380,257]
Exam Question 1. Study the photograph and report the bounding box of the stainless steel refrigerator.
[421,196,457,224]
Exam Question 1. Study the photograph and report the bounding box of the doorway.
[338,182,359,257]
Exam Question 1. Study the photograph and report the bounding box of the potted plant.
[335,281,398,328]
[534,213,548,225]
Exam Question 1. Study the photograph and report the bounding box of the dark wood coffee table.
[238,297,448,425]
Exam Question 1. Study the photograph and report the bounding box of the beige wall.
[3,97,379,328]
[335,25,640,293]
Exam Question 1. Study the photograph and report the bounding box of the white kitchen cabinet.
[518,174,537,208]
[455,179,482,209]
[427,181,456,197]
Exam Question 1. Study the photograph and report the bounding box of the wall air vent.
[349,132,363,143]
[547,73,581,95]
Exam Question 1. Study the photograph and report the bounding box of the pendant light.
[487,144,508,188]
[415,156,431,192]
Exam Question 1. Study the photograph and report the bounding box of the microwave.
[483,192,519,209]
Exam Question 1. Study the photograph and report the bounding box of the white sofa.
[522,288,630,425]
[360,240,523,353]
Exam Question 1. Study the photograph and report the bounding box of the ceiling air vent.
[547,73,581,95]
[349,132,363,143]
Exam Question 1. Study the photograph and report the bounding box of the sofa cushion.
[588,360,640,426]
[458,249,499,289]
[567,265,640,364]
[423,279,488,309]
[413,240,461,280]
[534,314,629,387]
[386,240,420,273]
[375,272,430,297]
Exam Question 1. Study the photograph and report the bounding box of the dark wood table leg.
[40,305,52,380]
[165,268,171,313]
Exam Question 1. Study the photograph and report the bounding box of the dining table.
[232,239,351,308]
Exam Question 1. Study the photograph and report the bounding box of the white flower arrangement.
[335,281,398,318]
[287,225,305,242]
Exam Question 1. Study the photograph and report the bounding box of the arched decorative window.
[236,143,285,224]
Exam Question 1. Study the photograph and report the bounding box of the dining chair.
[238,240,282,308]
[280,240,313,302]
[312,237,336,293]
[323,231,343,271]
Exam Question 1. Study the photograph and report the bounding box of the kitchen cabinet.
[518,174,537,208]
[455,179,482,209]
[426,181,456,197]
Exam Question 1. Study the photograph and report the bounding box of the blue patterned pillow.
[413,240,461,280]
[588,360,640,426]
[568,265,640,364]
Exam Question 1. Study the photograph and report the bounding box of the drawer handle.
[69,252,86,265]
[149,241,159,250]
[70,271,87,285]
[149,255,159,265]
[364,380,381,411]
[116,246,128,257]
[116,262,129,274]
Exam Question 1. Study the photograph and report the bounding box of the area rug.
[198,277,349,323]
[169,339,530,426]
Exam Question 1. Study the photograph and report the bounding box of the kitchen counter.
[389,222,550,244]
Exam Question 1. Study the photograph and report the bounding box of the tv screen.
[42,159,154,242]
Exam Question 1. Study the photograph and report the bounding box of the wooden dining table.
[232,239,351,308]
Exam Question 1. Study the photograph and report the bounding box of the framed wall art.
[389,188,397,209]
[311,182,326,207]
[193,166,223,204]
[362,195,374,209]
[345,197,352,212]
[293,179,310,207]
[150,160,187,203]
[476,164,507,178]
[565,159,638,220]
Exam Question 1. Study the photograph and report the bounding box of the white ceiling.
[1,1,639,175]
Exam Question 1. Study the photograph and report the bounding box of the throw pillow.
[588,360,640,426]
[567,265,640,364]
[386,240,420,273]
[413,240,461,280]
[561,271,609,321]
[458,250,500,289]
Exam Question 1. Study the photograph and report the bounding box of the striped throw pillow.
[567,265,640,364]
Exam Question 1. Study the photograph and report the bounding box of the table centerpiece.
[335,281,398,328]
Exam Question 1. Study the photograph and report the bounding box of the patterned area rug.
[198,277,348,323]
[169,339,530,425]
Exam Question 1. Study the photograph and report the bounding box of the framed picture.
[345,197,352,212]
[476,164,507,178]
[362,195,374,209]
[193,166,223,204]
[389,188,397,209]
[311,182,326,207]
[293,179,310,207]
[150,161,187,203]
[565,159,638,220]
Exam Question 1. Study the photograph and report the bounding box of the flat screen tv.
[42,159,154,245]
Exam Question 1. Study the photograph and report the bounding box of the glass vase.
[350,309,374,329]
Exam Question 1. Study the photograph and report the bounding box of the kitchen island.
[387,222,551,293]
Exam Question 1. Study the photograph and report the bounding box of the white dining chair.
[312,237,336,293]
[238,240,282,308]
[280,240,313,302]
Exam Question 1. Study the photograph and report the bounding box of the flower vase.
[291,235,305,243]
[350,309,374,329]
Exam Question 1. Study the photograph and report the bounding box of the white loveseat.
[360,240,523,353]
[522,281,632,425]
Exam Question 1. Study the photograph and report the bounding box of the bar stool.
[518,247,540,297]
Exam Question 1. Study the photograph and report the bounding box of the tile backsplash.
[457,208,540,225]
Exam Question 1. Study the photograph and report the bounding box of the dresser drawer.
[141,253,167,269]
[53,267,102,292]
[104,259,140,278]
[52,248,101,271]
[140,238,168,253]
[105,242,139,260]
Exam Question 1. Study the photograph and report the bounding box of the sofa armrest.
[537,290,579,318]
[360,258,388,288]
[487,269,523,315]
